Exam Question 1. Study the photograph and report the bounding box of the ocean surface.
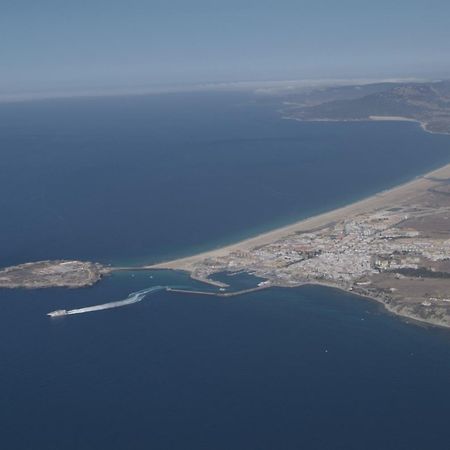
[1,91,450,449]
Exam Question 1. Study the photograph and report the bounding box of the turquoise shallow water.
[1,92,450,449]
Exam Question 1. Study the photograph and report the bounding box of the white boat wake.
[47,285,168,317]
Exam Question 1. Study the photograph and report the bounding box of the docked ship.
[47,309,68,317]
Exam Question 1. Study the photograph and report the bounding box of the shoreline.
[296,281,450,330]
[146,162,450,272]
[3,115,450,329]
[170,275,450,330]
[283,115,450,136]
[369,116,429,133]
[141,156,450,329]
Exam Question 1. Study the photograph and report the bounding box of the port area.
[46,277,272,318]
[166,285,269,297]
[166,270,273,297]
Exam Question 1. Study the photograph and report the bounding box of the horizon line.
[0,76,431,104]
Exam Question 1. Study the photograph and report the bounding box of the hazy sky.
[2,0,450,93]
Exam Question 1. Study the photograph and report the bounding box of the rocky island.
[0,260,108,289]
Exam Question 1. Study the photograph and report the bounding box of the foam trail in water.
[66,286,166,315]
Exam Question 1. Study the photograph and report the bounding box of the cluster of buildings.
[192,208,450,289]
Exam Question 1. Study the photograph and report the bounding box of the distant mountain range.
[284,80,450,134]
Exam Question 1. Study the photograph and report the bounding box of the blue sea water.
[1,92,450,266]
[1,92,450,449]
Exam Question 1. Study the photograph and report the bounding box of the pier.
[166,285,269,297]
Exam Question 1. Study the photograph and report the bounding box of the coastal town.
[3,164,450,328]
[3,79,450,329]
[153,164,450,328]
[0,165,450,327]
[0,158,450,327]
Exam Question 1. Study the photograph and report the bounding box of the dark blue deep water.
[1,92,450,449]
[2,91,450,266]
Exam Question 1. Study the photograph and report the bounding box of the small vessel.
[47,309,68,317]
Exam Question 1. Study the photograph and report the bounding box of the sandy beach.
[147,162,450,272]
